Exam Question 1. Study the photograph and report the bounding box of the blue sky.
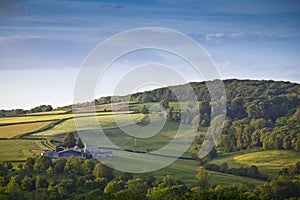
[0,0,300,109]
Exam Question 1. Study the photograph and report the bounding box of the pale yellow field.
[0,111,129,125]
[0,121,56,138]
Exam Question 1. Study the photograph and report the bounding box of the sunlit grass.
[0,140,45,161]
[32,113,145,136]
[209,148,300,178]
[0,121,56,138]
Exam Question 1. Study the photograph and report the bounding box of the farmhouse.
[56,149,84,159]
[41,150,58,159]
[98,151,113,157]
[41,146,88,159]
[41,143,113,159]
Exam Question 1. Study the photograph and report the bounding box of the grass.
[209,148,300,178]
[0,121,56,138]
[0,111,117,125]
[0,113,75,125]
[209,170,264,186]
[129,102,186,111]
[149,158,263,187]
[75,117,197,158]
[102,120,180,151]
[24,110,69,116]
[74,103,128,112]
[31,113,145,137]
[0,139,46,161]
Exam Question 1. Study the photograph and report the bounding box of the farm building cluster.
[41,144,113,159]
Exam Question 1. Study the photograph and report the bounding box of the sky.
[0,0,300,109]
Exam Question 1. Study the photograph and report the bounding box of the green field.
[0,121,56,138]
[74,103,128,112]
[0,139,48,161]
[209,148,300,178]
[0,111,122,125]
[24,110,70,116]
[31,112,145,137]
[150,159,264,186]
[0,113,75,125]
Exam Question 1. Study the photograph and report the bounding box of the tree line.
[205,163,268,181]
[0,157,299,199]
[0,105,53,117]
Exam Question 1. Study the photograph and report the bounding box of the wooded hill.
[92,79,300,153]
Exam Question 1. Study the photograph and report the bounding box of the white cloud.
[190,32,295,46]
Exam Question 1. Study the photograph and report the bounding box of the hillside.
[90,79,300,153]
[0,79,300,199]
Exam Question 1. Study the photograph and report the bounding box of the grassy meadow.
[209,148,300,178]
[150,158,264,186]
[0,140,46,161]
[0,121,56,138]
[30,112,145,137]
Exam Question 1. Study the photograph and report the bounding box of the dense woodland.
[0,156,299,200]
[126,79,300,153]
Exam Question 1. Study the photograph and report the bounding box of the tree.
[141,105,149,114]
[219,162,228,173]
[120,172,133,181]
[21,175,35,191]
[83,159,96,174]
[126,178,148,191]
[53,158,67,174]
[158,175,182,188]
[0,176,6,187]
[6,176,24,200]
[247,165,259,178]
[229,97,247,119]
[167,107,174,121]
[33,188,50,200]
[62,132,76,148]
[113,178,149,199]
[83,176,107,190]
[77,137,84,148]
[147,185,187,200]
[159,99,169,109]
[86,189,104,199]
[199,101,211,115]
[6,176,21,193]
[35,175,49,189]
[56,180,75,196]
[64,157,84,175]
[34,156,52,172]
[103,180,124,194]
[195,166,211,188]
[30,105,53,113]
[93,163,114,181]
[0,162,12,177]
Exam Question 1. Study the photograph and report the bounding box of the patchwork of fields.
[0,103,299,186]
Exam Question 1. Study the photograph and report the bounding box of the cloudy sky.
[0,0,300,109]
